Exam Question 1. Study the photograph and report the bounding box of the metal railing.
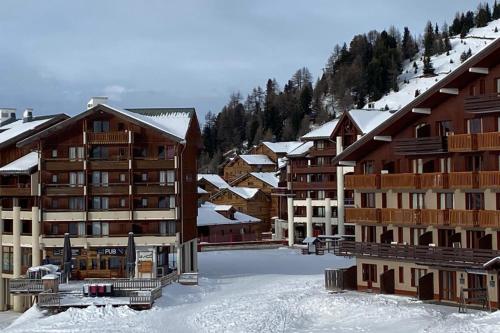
[38,291,61,307]
[9,279,44,293]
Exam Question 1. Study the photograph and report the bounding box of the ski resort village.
[3,1,500,332]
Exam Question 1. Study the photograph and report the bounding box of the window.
[69,147,84,160]
[69,223,78,236]
[158,146,166,159]
[317,190,325,200]
[51,174,58,183]
[316,157,325,166]
[467,118,482,134]
[141,173,148,182]
[120,198,127,208]
[120,173,126,182]
[437,120,453,136]
[69,172,85,187]
[361,193,376,208]
[51,198,59,209]
[133,147,147,158]
[361,263,377,283]
[79,259,87,270]
[2,247,13,273]
[466,193,484,210]
[313,207,325,217]
[92,222,109,236]
[109,257,121,270]
[69,197,84,210]
[363,161,375,174]
[410,193,424,209]
[91,197,109,210]
[316,141,325,149]
[91,171,108,186]
[117,122,125,131]
[90,146,108,159]
[438,193,453,209]
[51,149,58,158]
[78,222,86,236]
[166,146,175,159]
[466,155,482,172]
[93,120,110,133]
[411,268,427,287]
[160,221,176,236]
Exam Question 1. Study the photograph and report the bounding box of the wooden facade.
[333,38,500,308]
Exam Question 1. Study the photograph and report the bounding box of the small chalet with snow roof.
[223,154,275,182]
[197,174,230,196]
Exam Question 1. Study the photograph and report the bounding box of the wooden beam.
[339,161,356,167]
[439,88,459,95]
[373,136,392,142]
[469,67,489,74]
[412,108,431,115]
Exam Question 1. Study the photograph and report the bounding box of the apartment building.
[0,109,68,311]
[0,99,201,311]
[334,38,500,308]
[283,109,392,245]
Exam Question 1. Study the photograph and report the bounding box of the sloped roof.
[239,154,275,165]
[249,172,279,188]
[227,187,260,199]
[262,141,303,153]
[197,187,209,194]
[0,151,39,174]
[301,119,339,140]
[198,203,261,226]
[347,109,395,134]
[197,174,230,189]
[0,115,67,149]
[287,141,314,157]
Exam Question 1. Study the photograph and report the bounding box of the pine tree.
[423,56,435,75]
[402,27,418,59]
[423,21,435,56]
[493,0,500,20]
[476,3,490,27]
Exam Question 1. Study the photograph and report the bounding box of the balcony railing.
[420,173,448,189]
[290,181,337,190]
[292,165,337,174]
[87,131,130,144]
[477,132,500,150]
[394,136,447,155]
[478,210,500,228]
[420,209,449,226]
[380,208,420,225]
[479,171,500,188]
[0,185,31,196]
[335,241,500,268]
[448,134,475,152]
[345,208,380,224]
[380,173,419,189]
[344,174,379,190]
[464,93,500,114]
[450,210,477,227]
[448,172,476,189]
[309,147,337,157]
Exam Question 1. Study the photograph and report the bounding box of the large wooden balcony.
[88,185,129,195]
[292,165,336,174]
[448,172,476,189]
[135,183,176,195]
[479,171,500,188]
[335,241,500,268]
[44,185,84,196]
[291,181,337,190]
[0,185,31,196]
[44,160,84,171]
[477,132,500,150]
[380,208,420,225]
[133,159,175,170]
[344,174,379,190]
[394,136,447,155]
[345,208,380,224]
[380,173,419,189]
[448,134,475,152]
[478,210,500,228]
[420,173,448,189]
[308,147,337,157]
[464,93,500,114]
[450,210,477,227]
[87,131,131,144]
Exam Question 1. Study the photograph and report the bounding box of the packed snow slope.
[369,19,500,111]
[5,249,500,333]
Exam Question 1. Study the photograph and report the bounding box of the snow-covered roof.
[105,105,194,141]
[0,151,39,174]
[0,118,54,145]
[287,141,314,157]
[348,109,395,134]
[197,203,261,226]
[301,119,339,140]
[197,174,230,189]
[239,154,275,165]
[227,186,260,200]
[249,172,279,188]
[262,141,303,153]
[202,202,234,211]
[197,187,209,194]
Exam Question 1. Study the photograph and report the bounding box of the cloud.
[103,85,129,102]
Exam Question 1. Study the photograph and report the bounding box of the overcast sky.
[0,0,483,121]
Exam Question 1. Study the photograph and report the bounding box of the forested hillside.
[200,1,500,172]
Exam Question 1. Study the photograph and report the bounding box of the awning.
[0,151,38,175]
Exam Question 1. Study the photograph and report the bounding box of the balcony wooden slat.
[346,208,380,224]
[478,171,500,188]
[380,208,420,225]
[291,181,337,190]
[420,209,448,226]
[450,210,477,227]
[448,172,476,189]
[45,186,84,196]
[0,187,31,196]
[344,174,379,190]
[292,165,337,174]
[380,173,419,189]
[133,160,175,170]
[477,132,500,150]
[44,160,84,171]
[448,134,475,152]
[420,173,448,189]
[87,131,130,144]
[478,210,500,228]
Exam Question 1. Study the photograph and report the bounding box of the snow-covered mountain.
[367,19,500,111]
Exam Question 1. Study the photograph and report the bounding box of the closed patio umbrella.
[62,233,72,283]
[126,232,136,278]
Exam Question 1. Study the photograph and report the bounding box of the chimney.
[22,108,33,123]
[87,96,108,110]
[0,108,16,126]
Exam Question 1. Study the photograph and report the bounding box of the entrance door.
[418,272,434,300]
[439,270,457,301]
[380,269,395,294]
[362,263,377,289]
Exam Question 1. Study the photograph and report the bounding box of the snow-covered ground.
[4,248,500,333]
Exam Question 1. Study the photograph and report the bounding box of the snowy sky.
[0,0,483,120]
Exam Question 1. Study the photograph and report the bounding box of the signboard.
[137,251,153,262]
[96,247,126,256]
[53,248,81,257]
